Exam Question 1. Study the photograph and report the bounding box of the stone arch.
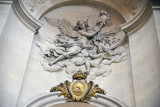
[22,92,129,107]
[13,0,150,34]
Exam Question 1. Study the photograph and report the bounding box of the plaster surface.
[22,0,147,22]
[153,9,160,45]
[0,1,160,107]
[0,7,35,107]
[0,4,11,35]
[16,5,135,107]
[129,14,160,107]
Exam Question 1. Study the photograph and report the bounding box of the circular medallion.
[72,80,85,96]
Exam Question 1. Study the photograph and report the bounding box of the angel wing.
[100,26,121,37]
[44,17,81,38]
[87,8,100,30]
[98,26,127,51]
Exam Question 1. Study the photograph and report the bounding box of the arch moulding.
[12,0,151,34]
[23,92,129,107]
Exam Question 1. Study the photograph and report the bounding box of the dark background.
[150,0,160,2]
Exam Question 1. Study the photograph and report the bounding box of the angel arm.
[78,28,100,38]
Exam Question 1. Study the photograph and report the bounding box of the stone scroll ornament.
[50,71,106,103]
[36,9,128,80]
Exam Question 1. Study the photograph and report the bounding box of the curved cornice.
[22,92,128,107]
[21,0,148,21]
[36,0,126,22]
[121,1,152,35]
[13,0,150,34]
[12,0,43,32]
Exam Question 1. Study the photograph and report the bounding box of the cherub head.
[97,46,104,54]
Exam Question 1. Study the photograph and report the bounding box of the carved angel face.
[97,46,104,53]
[77,21,86,30]
[98,15,107,23]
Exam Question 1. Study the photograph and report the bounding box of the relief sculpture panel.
[36,8,128,80]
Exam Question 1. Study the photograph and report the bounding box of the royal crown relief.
[36,9,128,80]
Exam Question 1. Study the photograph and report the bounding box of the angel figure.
[44,10,110,43]
[44,10,110,39]
[44,17,99,47]
[49,37,83,66]
[74,20,100,38]
[75,42,127,74]
[75,10,111,39]
[75,47,112,74]
[97,10,112,29]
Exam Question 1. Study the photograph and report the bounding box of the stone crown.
[72,71,87,80]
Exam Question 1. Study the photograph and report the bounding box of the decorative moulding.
[121,1,152,35]
[22,92,129,107]
[14,0,151,35]
[12,0,43,32]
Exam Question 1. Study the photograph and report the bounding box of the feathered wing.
[99,26,127,51]
[44,17,81,38]
[87,8,100,30]
[101,26,121,36]
[50,81,71,98]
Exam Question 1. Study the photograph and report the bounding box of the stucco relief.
[113,0,146,15]
[22,0,146,19]
[23,0,47,12]
[36,9,128,80]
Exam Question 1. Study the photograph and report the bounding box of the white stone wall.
[0,2,160,107]
[153,9,160,45]
[129,14,160,107]
[15,5,136,107]
[0,7,35,107]
[0,4,11,36]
